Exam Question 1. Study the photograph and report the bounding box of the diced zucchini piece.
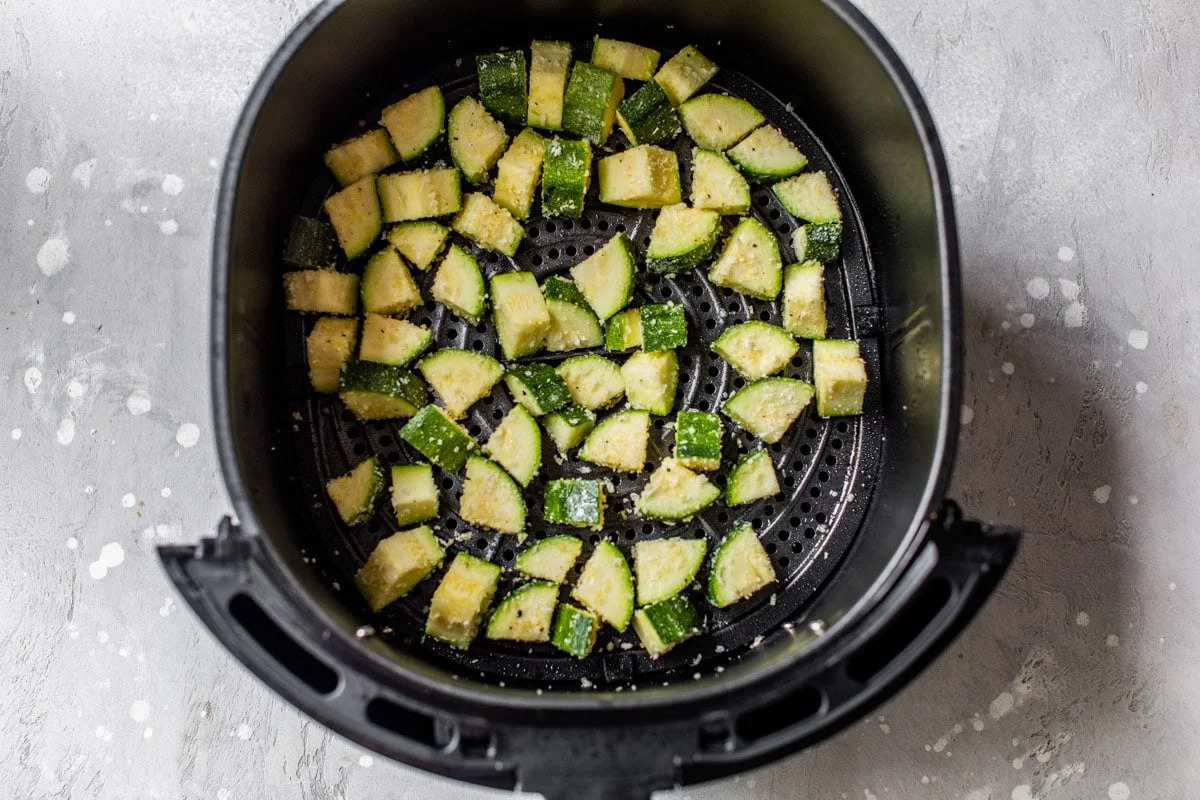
[707,217,782,300]
[597,145,681,208]
[773,170,842,223]
[591,37,661,81]
[355,525,445,612]
[516,535,584,583]
[690,149,751,215]
[679,94,764,151]
[448,96,509,184]
[361,247,422,316]
[707,522,776,607]
[459,456,526,535]
[603,308,643,352]
[324,128,399,186]
[418,348,504,419]
[636,457,720,521]
[486,581,558,642]
[654,45,718,106]
[544,479,605,529]
[493,128,546,220]
[477,50,527,124]
[571,540,634,631]
[645,204,721,275]
[542,275,589,306]
[633,594,702,658]
[326,456,385,526]
[426,552,501,649]
[792,222,842,264]
[563,62,625,145]
[674,409,722,471]
[622,349,679,416]
[552,603,598,657]
[284,270,359,315]
[727,124,808,182]
[813,339,868,417]
[726,449,780,506]
[542,137,593,218]
[431,245,486,324]
[578,409,650,473]
[544,299,603,352]
[386,221,449,271]
[640,303,688,351]
[380,86,446,161]
[483,405,542,487]
[616,80,681,146]
[633,537,707,606]
[492,272,552,359]
[339,361,428,420]
[542,404,596,453]
[556,355,625,410]
[529,40,571,131]
[285,216,338,267]
[390,463,439,527]
[399,405,479,472]
[782,261,827,339]
[323,176,382,258]
[712,321,799,380]
[504,363,571,415]
[570,232,636,321]
[377,169,462,222]
[722,377,814,443]
[359,314,432,366]
[452,192,524,257]
[307,317,358,392]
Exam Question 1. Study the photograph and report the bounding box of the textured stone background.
[1,1,1195,798]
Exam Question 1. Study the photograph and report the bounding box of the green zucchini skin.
[544,478,605,529]
[476,50,528,124]
[284,216,338,268]
[639,303,688,352]
[542,138,593,218]
[551,604,598,657]
[504,363,573,416]
[674,409,723,471]
[793,222,843,264]
[399,405,479,471]
[562,62,624,145]
[338,361,428,420]
[616,81,681,146]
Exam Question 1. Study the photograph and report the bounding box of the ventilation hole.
[707,366,718,378]
[501,549,514,562]
[705,319,717,330]
[809,487,821,498]
[754,195,770,207]
[471,339,484,352]
[804,527,815,539]
[529,227,540,239]
[717,511,729,524]
[779,556,790,569]
[641,523,653,535]
[681,354,693,368]
[700,301,712,312]
[806,428,818,439]
[779,529,790,541]
[697,398,709,410]
[789,516,801,528]
[486,252,499,264]
[763,504,775,516]
[545,221,557,234]
[770,443,782,453]
[765,542,777,555]
[365,698,438,749]
[229,594,338,695]
[732,377,745,389]
[588,534,600,545]
[653,417,665,430]
[615,223,627,233]
[791,541,803,553]
[768,209,781,220]
[818,470,829,482]
[547,248,560,260]
[446,518,458,530]
[565,245,577,257]
[783,475,795,488]
[815,512,827,524]
[726,303,739,314]
[642,236,652,247]
[832,439,843,450]
[597,219,609,232]
[440,476,455,490]
[352,442,369,457]
[492,408,504,421]
[475,537,488,549]
[583,245,595,255]
[800,444,811,456]
[791,355,804,368]
[624,529,636,540]
[825,455,836,467]
[387,452,401,464]
[691,285,703,297]
[531,254,544,267]
[468,424,482,437]
[791,461,803,472]
[751,518,762,530]
[341,410,356,424]
[800,502,812,513]
[836,421,849,434]
[561,219,574,231]
[703,383,716,394]
[758,310,771,321]
[580,218,592,230]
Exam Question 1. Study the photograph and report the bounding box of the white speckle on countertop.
[1107,634,1120,647]
[25,167,51,193]
[160,487,171,497]
[1135,381,1148,394]
[1011,784,1034,800]
[158,219,178,235]
[1001,362,1015,375]
[175,422,200,448]
[88,542,124,579]
[66,537,77,549]
[66,379,87,399]
[989,691,1015,720]
[1127,329,1148,349]
[62,310,76,324]
[37,236,71,276]
[216,789,231,800]
[71,159,98,188]
[1107,782,1130,800]
[1025,277,1050,299]
[129,700,151,722]
[159,597,175,617]
[1093,485,1112,504]
[358,755,373,768]
[233,723,253,740]
[961,405,975,424]
[161,174,184,195]
[1019,313,1035,328]
[1058,278,1080,299]
[1057,246,1075,262]
[1075,611,1090,626]
[1129,495,1139,505]
[10,428,22,441]
[126,391,152,415]
[56,418,76,445]
[1169,582,1176,591]
[1064,302,1087,328]
[1001,320,1012,330]
[94,725,113,742]
[972,718,986,731]
[121,493,136,508]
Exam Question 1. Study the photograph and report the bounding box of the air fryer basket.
[161,1,1020,797]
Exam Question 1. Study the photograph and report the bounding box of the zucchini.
[492,272,552,359]
[493,128,546,220]
[390,463,439,527]
[622,349,679,416]
[359,313,433,366]
[707,522,776,607]
[679,94,764,151]
[722,377,814,444]
[597,144,681,208]
[542,404,596,453]
[674,409,722,471]
[544,478,605,529]
[448,96,509,184]
[324,128,399,186]
[633,537,707,606]
[426,552,501,649]
[418,348,504,419]
[556,354,625,410]
[477,50,527,124]
[635,457,720,521]
[645,204,721,275]
[773,170,842,223]
[326,456,385,526]
[284,216,338,268]
[639,303,688,351]
[452,192,525,256]
[399,404,479,472]
[603,308,643,352]
[633,594,702,658]
[528,40,571,131]
[377,168,462,222]
[578,409,650,473]
[690,149,750,215]
[570,232,636,321]
[516,535,583,583]
[654,45,718,106]
[726,448,781,506]
[431,245,487,325]
[712,321,799,380]
[571,540,634,631]
[727,124,808,182]
[542,275,589,306]
[552,603,598,657]
[307,317,358,393]
[483,404,542,487]
[379,85,445,161]
[562,62,624,145]
[542,137,593,218]
[504,363,571,415]
[355,525,445,612]
[486,581,558,642]
[791,222,842,264]
[284,270,359,315]
[339,361,428,420]
[458,456,527,536]
[616,80,680,146]
[707,216,782,300]
[782,261,827,339]
[591,37,661,81]
[386,221,449,271]
[544,295,603,352]
[813,339,868,417]
[323,176,382,258]
[361,247,423,316]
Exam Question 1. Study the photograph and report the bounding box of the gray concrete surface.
[1,0,1195,798]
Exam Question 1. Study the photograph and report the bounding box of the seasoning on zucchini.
[516,534,584,583]
[504,362,572,416]
[426,552,502,649]
[483,404,542,487]
[633,537,707,606]
[386,221,449,271]
[493,128,546,221]
[782,261,827,339]
[562,61,624,145]
[543,276,603,352]
[355,525,445,612]
[476,50,528,125]
[773,170,842,223]
[674,409,723,472]
[542,404,596,453]
[591,37,661,81]
[654,45,718,106]
[639,303,689,351]
[635,457,720,521]
[399,404,479,472]
[707,216,783,300]
[616,81,681,146]
[712,321,799,380]
[542,137,593,218]
[528,40,572,131]
[678,93,764,151]
[307,317,358,393]
[544,478,605,529]
[622,349,679,416]
[571,540,634,631]
[603,308,643,352]
[486,581,559,642]
[570,232,636,321]
[390,462,439,527]
[707,522,776,607]
[633,593,703,659]
[597,144,681,208]
[492,272,553,359]
[690,149,751,215]
[379,85,446,161]
[339,361,429,421]
[552,603,599,657]
[452,192,525,256]
[324,128,399,186]
[323,175,382,258]
[556,354,625,410]
[417,348,504,419]
[285,216,338,268]
[726,448,781,506]
[284,270,359,315]
[448,96,510,184]
[326,455,386,526]
[459,456,527,536]
[645,203,721,275]
[359,314,433,366]
[791,222,842,264]
[376,168,462,222]
[722,377,814,444]
[727,124,808,182]
[812,339,868,417]
[361,247,423,316]
[431,244,487,325]
[578,409,651,473]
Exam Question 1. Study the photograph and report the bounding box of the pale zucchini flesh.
[486,581,558,642]
[727,124,808,181]
[380,86,446,160]
[493,128,546,220]
[773,170,842,223]
[528,40,572,130]
[633,537,707,606]
[323,176,382,258]
[452,192,525,256]
[723,377,815,444]
[556,355,625,410]
[712,321,799,380]
[417,348,504,419]
[707,216,783,300]
[726,448,781,506]
[459,456,527,535]
[782,261,827,339]
[707,522,776,607]
[426,552,501,649]
[431,245,486,324]
[591,37,661,81]
[516,535,584,583]
[355,525,445,612]
[621,349,679,416]
[326,456,385,526]
[386,221,449,271]
[377,169,462,222]
[635,457,720,521]
[578,409,650,473]
[492,272,552,359]
[390,463,439,527]
[307,317,359,392]
[359,314,432,367]
[569,232,636,321]
[483,405,542,487]
[570,540,634,631]
[654,45,718,106]
[324,128,399,186]
[690,149,751,215]
[448,96,510,184]
[678,93,765,151]
[597,145,681,208]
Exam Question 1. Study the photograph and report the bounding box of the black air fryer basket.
[160,1,1020,797]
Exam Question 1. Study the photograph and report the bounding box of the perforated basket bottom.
[281,50,883,688]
